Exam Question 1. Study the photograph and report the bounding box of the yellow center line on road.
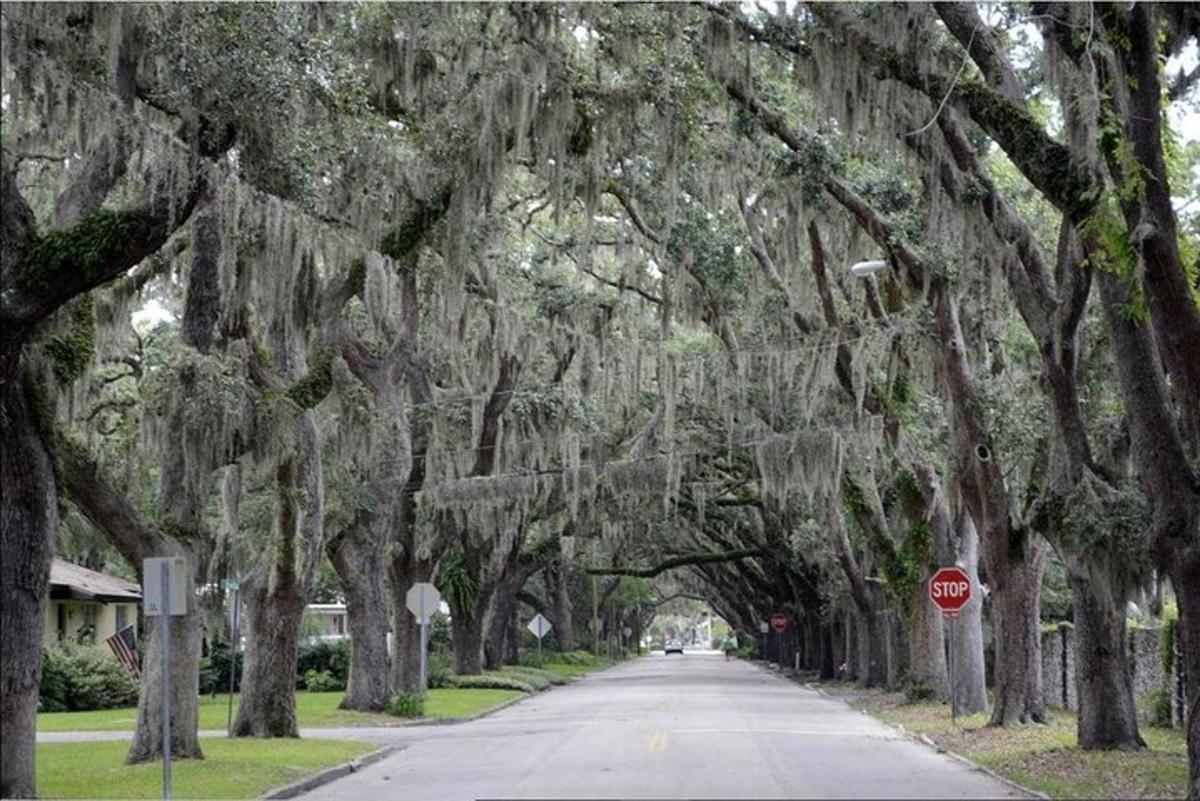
[645,729,670,753]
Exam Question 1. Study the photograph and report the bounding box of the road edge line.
[260,744,397,800]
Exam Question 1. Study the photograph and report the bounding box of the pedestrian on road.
[723,635,737,660]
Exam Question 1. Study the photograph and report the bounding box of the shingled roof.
[49,559,141,602]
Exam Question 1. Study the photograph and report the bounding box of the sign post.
[406,582,441,695]
[929,566,972,723]
[527,613,552,665]
[221,577,240,736]
[758,620,769,661]
[144,557,189,801]
[770,614,788,666]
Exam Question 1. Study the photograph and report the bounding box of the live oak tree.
[4,4,1198,798]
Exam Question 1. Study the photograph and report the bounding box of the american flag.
[105,625,141,679]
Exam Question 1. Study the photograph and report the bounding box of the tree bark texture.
[950,514,989,716]
[546,546,575,651]
[988,543,1048,724]
[388,552,438,694]
[1067,557,1145,749]
[0,382,57,798]
[906,579,948,700]
[125,600,205,762]
[327,524,390,711]
[232,421,324,738]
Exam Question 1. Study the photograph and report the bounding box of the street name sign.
[527,613,552,640]
[929,567,972,615]
[406,582,441,622]
[770,613,788,633]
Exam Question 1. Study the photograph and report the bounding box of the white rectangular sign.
[143,557,189,616]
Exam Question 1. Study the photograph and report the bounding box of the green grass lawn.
[819,684,1188,800]
[39,688,524,732]
[37,738,372,799]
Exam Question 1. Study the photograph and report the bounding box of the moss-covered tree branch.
[586,547,766,578]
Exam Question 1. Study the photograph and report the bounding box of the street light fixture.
[849,259,887,278]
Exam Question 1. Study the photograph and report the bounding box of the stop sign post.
[929,567,973,722]
[406,582,442,695]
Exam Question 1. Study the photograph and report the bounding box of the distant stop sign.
[929,567,972,615]
[770,613,788,633]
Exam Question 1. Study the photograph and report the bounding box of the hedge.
[39,645,139,712]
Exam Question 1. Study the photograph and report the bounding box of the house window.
[116,604,128,632]
[80,604,97,643]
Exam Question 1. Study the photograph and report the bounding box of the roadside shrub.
[495,669,551,690]
[904,680,936,703]
[39,645,139,712]
[295,640,349,689]
[1151,688,1173,727]
[504,666,566,686]
[447,674,534,693]
[386,692,425,718]
[518,649,546,668]
[546,650,604,667]
[428,612,453,654]
[304,669,345,693]
[200,645,243,695]
[38,648,73,712]
[426,651,453,689]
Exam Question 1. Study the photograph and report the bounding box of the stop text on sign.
[929,567,972,614]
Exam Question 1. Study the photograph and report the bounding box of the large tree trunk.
[989,542,1048,725]
[1066,557,1145,749]
[126,582,205,762]
[546,547,575,652]
[1176,565,1200,800]
[483,591,517,671]
[906,578,948,700]
[0,383,57,798]
[856,595,889,688]
[483,545,524,671]
[451,597,488,676]
[819,621,835,680]
[230,583,303,737]
[327,525,390,711]
[951,514,989,716]
[388,552,437,694]
[232,425,324,738]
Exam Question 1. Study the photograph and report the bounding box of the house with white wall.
[45,560,141,647]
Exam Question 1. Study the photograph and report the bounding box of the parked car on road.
[665,639,684,654]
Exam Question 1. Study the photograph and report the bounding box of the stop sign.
[929,567,972,614]
[770,613,788,633]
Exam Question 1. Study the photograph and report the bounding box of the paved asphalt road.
[302,653,1027,800]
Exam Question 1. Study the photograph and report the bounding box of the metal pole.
[419,620,428,695]
[949,614,957,723]
[591,541,599,656]
[226,585,238,736]
[161,563,172,801]
[537,632,542,665]
[418,592,429,696]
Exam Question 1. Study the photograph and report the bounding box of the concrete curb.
[260,744,398,799]
[794,676,1046,801]
[402,690,535,726]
